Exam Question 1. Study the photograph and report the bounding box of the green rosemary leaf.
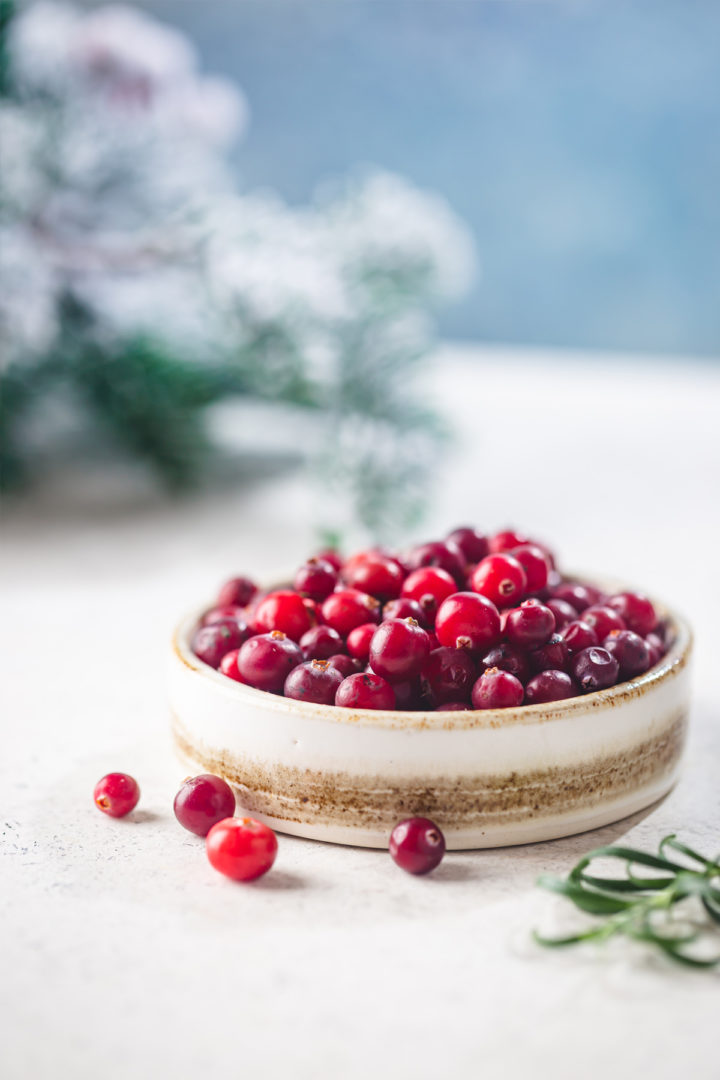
[701,896,720,925]
[537,875,634,915]
[532,927,610,948]
[570,845,685,875]
[577,873,676,893]
[659,834,714,869]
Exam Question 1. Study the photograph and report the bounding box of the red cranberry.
[435,592,501,654]
[253,590,315,641]
[510,544,551,594]
[405,541,465,583]
[335,672,395,710]
[346,622,377,661]
[489,528,529,554]
[219,649,249,683]
[420,647,476,705]
[572,647,620,692]
[645,631,665,667]
[481,642,530,683]
[216,576,258,609]
[284,659,344,705]
[93,772,140,817]
[436,702,468,711]
[193,620,248,669]
[524,670,577,704]
[546,598,579,630]
[551,582,600,613]
[206,817,277,882]
[327,653,361,678]
[321,589,380,637]
[342,554,404,600]
[471,554,527,607]
[294,558,338,602]
[505,599,556,648]
[237,631,302,693]
[382,597,428,627]
[174,774,236,836]
[471,667,524,709]
[389,817,445,875]
[392,678,425,710]
[446,526,489,565]
[528,633,570,673]
[314,548,343,572]
[201,605,247,627]
[401,566,457,617]
[606,592,657,637]
[603,630,651,677]
[369,618,431,683]
[560,619,599,654]
[299,624,344,661]
[582,604,626,641]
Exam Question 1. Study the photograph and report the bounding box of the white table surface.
[2,346,719,1080]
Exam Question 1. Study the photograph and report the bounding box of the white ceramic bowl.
[169,597,692,850]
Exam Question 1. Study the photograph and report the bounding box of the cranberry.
[201,605,247,627]
[405,541,465,583]
[505,599,555,648]
[510,544,550,594]
[299,624,344,661]
[327,653,361,679]
[551,582,600,613]
[389,817,445,875]
[206,817,277,882]
[314,548,343,572]
[93,772,140,817]
[253,590,315,641]
[606,592,657,637]
[420,646,476,705]
[524,670,577,704]
[471,668,524,709]
[219,649,249,683]
[342,554,404,601]
[335,672,395,710]
[446,526,489,565]
[369,618,431,683]
[346,622,378,661]
[401,566,457,617]
[560,619,599,654]
[173,774,236,836]
[321,588,380,637]
[435,592,501,654]
[193,620,248,669]
[645,637,663,667]
[528,633,570,673]
[481,642,530,683]
[572,647,620,692]
[382,597,428,627]
[489,528,529,554]
[216,576,258,609]
[436,702,468,711]
[237,631,302,693]
[284,659,345,705]
[546,598,579,630]
[582,605,626,641]
[471,554,527,607]
[603,630,651,677]
[293,558,338,602]
[392,678,425,710]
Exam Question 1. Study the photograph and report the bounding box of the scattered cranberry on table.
[195,527,669,709]
[206,817,278,882]
[94,772,140,817]
[174,774,236,836]
[389,817,446,875]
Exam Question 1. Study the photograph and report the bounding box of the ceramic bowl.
[168,594,692,850]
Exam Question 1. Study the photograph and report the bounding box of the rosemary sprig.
[534,834,720,968]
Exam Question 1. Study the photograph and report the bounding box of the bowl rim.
[171,595,693,732]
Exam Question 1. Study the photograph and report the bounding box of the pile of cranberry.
[192,526,669,711]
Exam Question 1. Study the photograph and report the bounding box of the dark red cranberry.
[389,817,445,875]
[510,544,550,594]
[293,558,338,602]
[528,633,570,674]
[546,598,579,630]
[551,582,602,613]
[603,630,651,678]
[335,672,395,710]
[436,702,468,711]
[346,622,378,661]
[173,774,236,836]
[94,772,140,817]
[382,597,428,627]
[237,631,302,693]
[314,548,343,572]
[446,526,489,565]
[193,620,248,669]
[201,605,247,627]
[327,653,361,678]
[572,647,620,692]
[284,659,345,705]
[219,649,249,683]
[644,637,663,667]
[481,642,530,683]
[369,618,431,683]
[524,670,577,704]
[489,528,528,554]
[216,575,258,609]
[582,605,626,641]
[420,647,476,705]
[405,541,465,583]
[253,590,315,641]
[505,599,555,648]
[606,592,657,637]
[342,554,404,601]
[401,567,457,618]
[435,592,501,654]
[471,667,524,709]
[560,619,599,654]
[321,589,380,636]
[299,624,344,661]
[392,678,425,710]
[471,554,527,607]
